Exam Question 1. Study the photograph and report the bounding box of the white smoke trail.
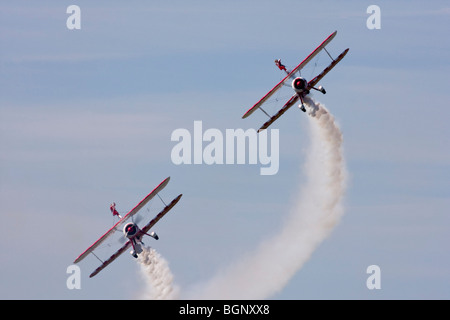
[185,97,347,299]
[137,98,346,299]
[137,247,179,300]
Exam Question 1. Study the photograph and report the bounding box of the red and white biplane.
[242,31,349,132]
[74,177,182,278]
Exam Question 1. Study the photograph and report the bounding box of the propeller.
[118,235,127,244]
[117,207,153,244]
[133,214,144,226]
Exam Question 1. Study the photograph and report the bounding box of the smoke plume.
[187,97,346,299]
[138,97,346,299]
[137,247,179,299]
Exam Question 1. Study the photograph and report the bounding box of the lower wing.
[308,48,349,89]
[89,241,132,278]
[257,94,299,132]
[141,194,183,234]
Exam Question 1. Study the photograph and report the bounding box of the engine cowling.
[291,77,308,93]
[123,222,138,238]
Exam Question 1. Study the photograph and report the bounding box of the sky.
[0,0,449,299]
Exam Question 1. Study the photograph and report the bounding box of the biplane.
[73,177,182,278]
[242,31,349,132]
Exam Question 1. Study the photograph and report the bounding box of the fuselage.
[291,77,310,95]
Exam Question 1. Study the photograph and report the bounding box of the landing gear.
[299,95,306,112]
[129,239,143,258]
[312,85,326,94]
[148,231,159,240]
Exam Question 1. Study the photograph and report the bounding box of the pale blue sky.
[1,1,449,299]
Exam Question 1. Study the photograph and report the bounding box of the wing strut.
[91,252,104,264]
[157,193,167,206]
[308,48,349,89]
[258,94,299,132]
[260,107,272,119]
[324,47,334,61]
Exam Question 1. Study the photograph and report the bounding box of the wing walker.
[73,31,349,279]
[242,31,349,132]
[74,177,182,278]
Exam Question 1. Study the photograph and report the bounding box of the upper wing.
[73,177,171,263]
[123,176,171,222]
[242,31,337,119]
